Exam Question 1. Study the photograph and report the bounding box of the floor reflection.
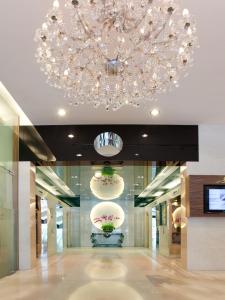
[1,249,225,300]
[68,281,143,300]
[85,256,127,280]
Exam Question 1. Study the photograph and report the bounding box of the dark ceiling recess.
[19,125,199,163]
[134,195,153,207]
[58,196,80,207]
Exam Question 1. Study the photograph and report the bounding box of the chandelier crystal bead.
[35,0,198,111]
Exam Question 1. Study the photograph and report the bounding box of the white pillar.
[185,125,225,270]
[18,162,36,270]
[47,200,57,256]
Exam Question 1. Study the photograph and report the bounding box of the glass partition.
[0,86,19,278]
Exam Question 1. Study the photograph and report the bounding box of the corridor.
[1,249,225,300]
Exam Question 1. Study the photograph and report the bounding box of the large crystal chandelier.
[35,0,198,111]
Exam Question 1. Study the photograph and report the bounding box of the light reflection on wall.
[68,281,143,300]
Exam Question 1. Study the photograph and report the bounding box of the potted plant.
[101,222,115,237]
[101,222,115,233]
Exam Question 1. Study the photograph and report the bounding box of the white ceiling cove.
[0,0,225,125]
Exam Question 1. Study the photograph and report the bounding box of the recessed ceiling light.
[134,153,140,157]
[58,108,66,117]
[150,108,160,117]
[76,153,83,157]
[68,134,75,139]
[142,133,148,138]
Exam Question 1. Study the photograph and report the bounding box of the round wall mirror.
[94,132,123,157]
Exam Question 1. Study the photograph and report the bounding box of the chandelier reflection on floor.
[35,0,198,111]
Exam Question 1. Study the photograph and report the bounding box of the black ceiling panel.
[20,125,199,163]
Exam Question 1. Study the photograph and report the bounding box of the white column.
[18,162,36,270]
[47,201,57,256]
[63,207,69,249]
[186,125,225,270]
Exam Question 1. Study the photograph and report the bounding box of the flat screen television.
[204,185,225,213]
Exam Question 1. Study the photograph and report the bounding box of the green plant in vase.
[101,222,115,233]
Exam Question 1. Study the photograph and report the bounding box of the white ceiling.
[0,0,225,125]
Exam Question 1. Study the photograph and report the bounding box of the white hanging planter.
[90,173,124,201]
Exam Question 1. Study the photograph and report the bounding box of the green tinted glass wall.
[0,87,19,278]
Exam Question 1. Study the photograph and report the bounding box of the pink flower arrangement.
[94,215,120,224]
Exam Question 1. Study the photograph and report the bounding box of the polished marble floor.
[1,248,225,300]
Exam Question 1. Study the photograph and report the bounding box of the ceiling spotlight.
[68,134,75,139]
[142,133,148,138]
[76,153,83,157]
[134,153,140,157]
[150,109,160,117]
[58,108,66,117]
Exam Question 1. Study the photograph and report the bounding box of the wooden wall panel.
[189,175,225,217]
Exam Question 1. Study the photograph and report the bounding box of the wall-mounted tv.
[204,185,225,213]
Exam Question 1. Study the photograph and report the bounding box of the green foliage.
[101,166,115,177]
[101,222,115,233]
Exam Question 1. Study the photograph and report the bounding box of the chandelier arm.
[76,10,110,61]
[75,10,92,37]
[86,67,95,80]
[133,30,154,52]
[127,18,171,61]
[153,16,170,40]
[151,37,178,46]
[126,16,170,58]
[123,39,160,63]
[123,2,152,33]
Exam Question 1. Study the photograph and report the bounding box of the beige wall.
[184,125,225,270]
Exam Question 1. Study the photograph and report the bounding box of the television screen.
[204,185,225,213]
